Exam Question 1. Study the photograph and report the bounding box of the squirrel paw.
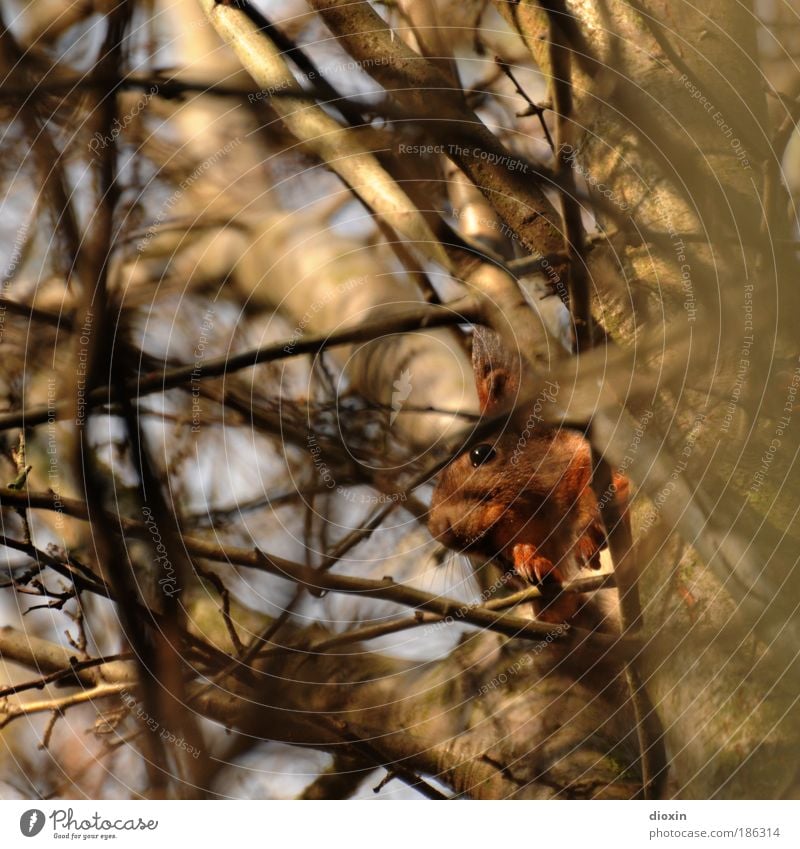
[511,543,579,623]
[511,543,563,585]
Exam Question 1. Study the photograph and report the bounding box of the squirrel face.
[429,425,602,582]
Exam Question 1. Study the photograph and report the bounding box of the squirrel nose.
[429,513,457,548]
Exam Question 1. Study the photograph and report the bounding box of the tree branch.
[0,297,480,432]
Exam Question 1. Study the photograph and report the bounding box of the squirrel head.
[428,326,585,566]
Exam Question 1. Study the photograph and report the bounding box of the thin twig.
[39,711,61,750]
[321,715,450,800]
[495,56,555,152]
[0,682,129,729]
[0,653,132,700]
[195,566,245,656]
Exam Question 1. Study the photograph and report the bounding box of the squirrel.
[428,325,629,626]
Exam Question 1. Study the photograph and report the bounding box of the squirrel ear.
[471,325,522,414]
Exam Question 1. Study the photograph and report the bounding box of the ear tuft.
[471,325,522,414]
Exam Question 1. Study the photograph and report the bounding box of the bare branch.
[0,297,480,432]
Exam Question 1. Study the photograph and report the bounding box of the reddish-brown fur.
[428,326,630,624]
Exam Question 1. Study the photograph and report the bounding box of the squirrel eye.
[469,443,497,467]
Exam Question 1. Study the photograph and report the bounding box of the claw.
[511,543,563,585]
[511,543,578,623]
